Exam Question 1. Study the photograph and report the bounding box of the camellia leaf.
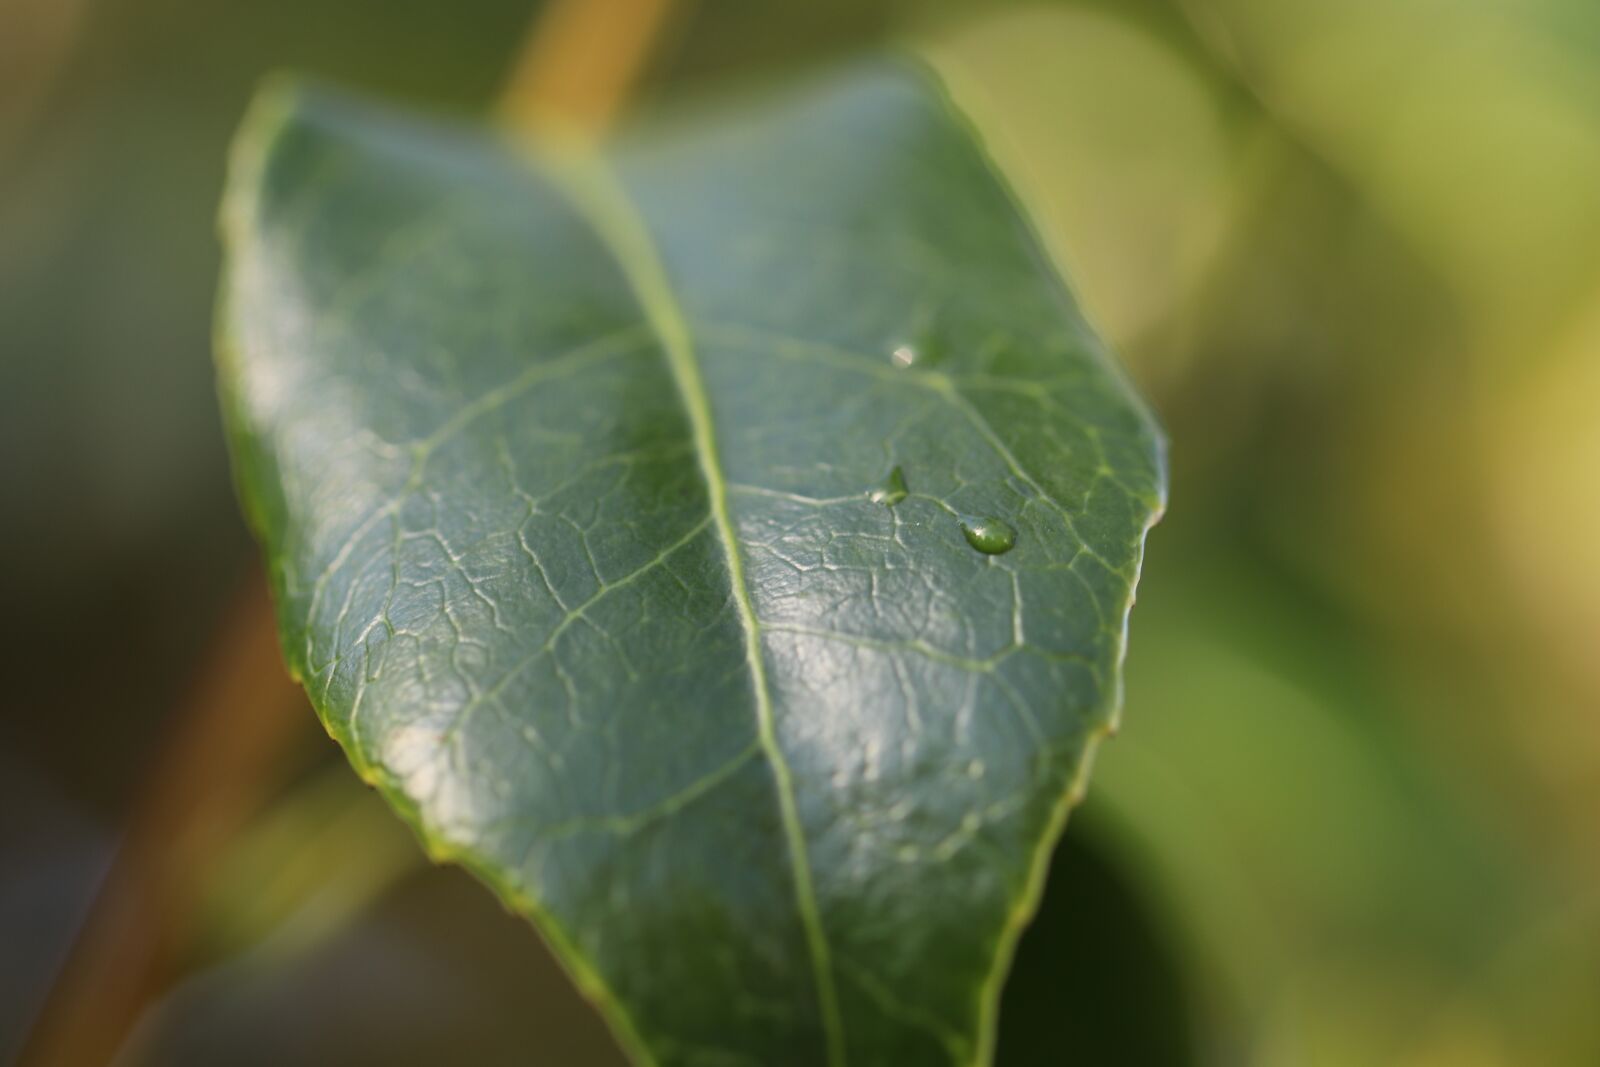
[217,59,1165,1067]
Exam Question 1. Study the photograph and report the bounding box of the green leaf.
[216,60,1165,1067]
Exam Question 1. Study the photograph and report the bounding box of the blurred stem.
[18,570,312,1067]
[498,0,689,137]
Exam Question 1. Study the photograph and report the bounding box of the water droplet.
[890,344,917,368]
[959,515,1017,555]
[867,465,908,506]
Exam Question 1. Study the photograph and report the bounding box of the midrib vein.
[538,151,848,1066]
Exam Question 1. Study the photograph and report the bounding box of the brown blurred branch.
[498,0,688,137]
[18,570,311,1067]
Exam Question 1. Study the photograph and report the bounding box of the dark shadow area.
[130,864,627,1067]
[997,814,1195,1067]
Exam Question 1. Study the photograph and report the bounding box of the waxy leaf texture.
[217,61,1166,1067]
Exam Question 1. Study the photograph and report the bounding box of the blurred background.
[4,0,1599,1063]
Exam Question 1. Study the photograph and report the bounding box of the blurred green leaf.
[193,762,422,966]
[216,60,1164,1065]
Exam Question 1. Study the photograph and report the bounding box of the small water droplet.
[867,465,908,506]
[959,515,1017,555]
[890,344,917,368]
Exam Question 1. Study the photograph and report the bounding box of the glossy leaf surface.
[217,61,1165,1067]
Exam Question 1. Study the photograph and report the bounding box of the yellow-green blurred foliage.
[927,3,1600,1063]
